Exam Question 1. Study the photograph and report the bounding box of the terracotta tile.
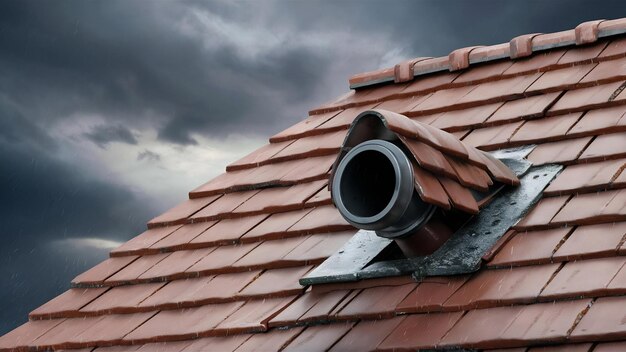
[111,226,182,256]
[304,182,332,205]
[599,37,626,59]
[318,105,378,130]
[29,287,108,319]
[35,312,155,349]
[527,137,592,165]
[412,165,452,209]
[215,296,294,334]
[504,50,566,75]
[126,302,244,342]
[402,138,456,178]
[233,180,326,215]
[92,346,141,351]
[490,227,571,266]
[377,311,464,351]
[446,264,559,309]
[271,130,345,162]
[570,296,626,342]
[527,344,592,352]
[80,282,165,314]
[595,341,626,352]
[148,222,216,251]
[541,257,626,299]
[139,247,216,280]
[189,214,267,246]
[580,132,626,161]
[190,189,260,221]
[234,326,304,352]
[182,334,250,352]
[453,60,514,84]
[554,222,626,261]
[105,253,169,284]
[527,63,597,92]
[430,102,502,130]
[148,195,220,227]
[581,56,626,84]
[559,41,608,65]
[336,283,415,320]
[238,266,312,297]
[186,243,260,274]
[413,85,476,112]
[134,340,192,352]
[279,154,335,183]
[270,111,341,142]
[233,236,309,269]
[287,205,352,234]
[282,322,354,352]
[459,73,542,105]
[72,256,139,286]
[240,208,313,242]
[446,156,492,191]
[606,257,626,291]
[514,196,569,229]
[282,231,354,262]
[396,276,468,313]
[402,71,459,95]
[442,299,590,349]
[545,159,626,195]
[549,80,624,114]
[140,271,258,309]
[268,289,351,327]
[487,92,561,124]
[227,140,292,171]
[462,121,522,149]
[484,349,526,352]
[329,316,405,352]
[568,105,626,136]
[374,95,430,113]
[188,170,253,198]
[552,189,626,225]
[510,112,582,144]
[439,176,479,214]
[0,319,63,350]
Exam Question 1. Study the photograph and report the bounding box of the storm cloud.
[0,0,623,334]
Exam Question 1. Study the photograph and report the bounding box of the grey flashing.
[300,150,559,286]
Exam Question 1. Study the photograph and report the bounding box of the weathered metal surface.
[299,230,392,285]
[416,163,561,278]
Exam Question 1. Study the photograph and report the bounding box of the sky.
[0,0,624,334]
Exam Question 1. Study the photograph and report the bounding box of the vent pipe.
[331,139,453,255]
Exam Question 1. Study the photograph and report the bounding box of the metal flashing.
[300,151,558,286]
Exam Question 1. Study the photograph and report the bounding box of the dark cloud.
[84,124,138,148]
[0,0,624,335]
[137,150,161,162]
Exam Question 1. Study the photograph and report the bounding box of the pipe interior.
[339,149,397,218]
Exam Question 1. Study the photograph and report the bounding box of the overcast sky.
[1,0,623,334]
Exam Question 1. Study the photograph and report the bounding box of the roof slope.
[3,17,626,352]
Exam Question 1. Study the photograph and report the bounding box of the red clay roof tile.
[281,322,354,352]
[80,282,165,315]
[540,257,626,299]
[72,256,139,286]
[553,222,626,261]
[376,311,464,351]
[148,195,221,228]
[335,283,415,320]
[489,227,572,266]
[29,287,108,320]
[444,264,559,309]
[526,136,592,165]
[580,131,626,161]
[570,296,626,342]
[395,276,468,314]
[329,316,404,352]
[234,326,304,352]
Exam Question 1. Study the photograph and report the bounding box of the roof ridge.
[349,18,626,89]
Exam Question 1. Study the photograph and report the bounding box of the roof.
[3,17,626,352]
